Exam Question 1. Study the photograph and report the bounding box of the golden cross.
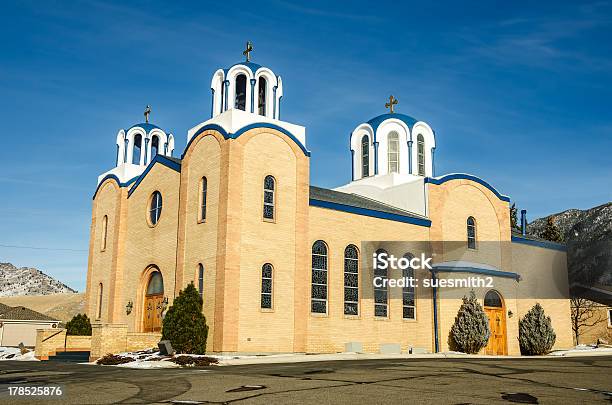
[385,95,398,113]
[144,105,151,123]
[243,41,253,62]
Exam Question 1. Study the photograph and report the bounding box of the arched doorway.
[484,290,507,355]
[143,270,164,332]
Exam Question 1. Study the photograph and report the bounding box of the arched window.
[388,131,399,173]
[149,191,163,225]
[151,135,159,159]
[101,215,108,251]
[311,240,328,314]
[200,177,207,222]
[198,264,204,299]
[97,283,103,319]
[263,175,275,221]
[484,290,503,307]
[133,134,142,164]
[258,77,267,116]
[235,74,247,111]
[417,134,425,176]
[146,271,164,295]
[374,248,388,317]
[261,263,273,309]
[361,135,370,177]
[467,216,477,249]
[402,253,416,319]
[344,245,359,315]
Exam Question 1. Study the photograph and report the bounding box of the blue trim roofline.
[309,198,431,227]
[424,173,511,202]
[432,266,521,281]
[126,123,164,133]
[511,235,567,252]
[127,155,181,198]
[367,113,418,136]
[184,122,311,158]
[92,174,138,200]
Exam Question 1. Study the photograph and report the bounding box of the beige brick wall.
[573,303,611,345]
[126,332,161,352]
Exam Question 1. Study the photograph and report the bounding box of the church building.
[85,44,573,355]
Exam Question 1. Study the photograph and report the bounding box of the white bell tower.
[97,106,175,186]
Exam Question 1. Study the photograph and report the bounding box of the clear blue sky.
[1,1,611,291]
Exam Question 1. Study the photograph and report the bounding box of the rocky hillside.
[527,202,612,243]
[0,262,77,297]
[527,202,612,287]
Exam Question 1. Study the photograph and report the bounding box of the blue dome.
[224,61,263,75]
[367,113,418,133]
[126,123,163,133]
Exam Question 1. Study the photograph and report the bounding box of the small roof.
[126,122,164,134]
[367,113,419,133]
[0,303,11,315]
[310,186,425,220]
[225,61,263,75]
[0,305,58,322]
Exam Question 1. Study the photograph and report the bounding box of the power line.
[0,243,87,253]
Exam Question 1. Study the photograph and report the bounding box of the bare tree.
[570,297,607,344]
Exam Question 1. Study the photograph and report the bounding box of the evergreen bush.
[449,291,490,354]
[65,313,92,336]
[540,217,563,242]
[161,282,209,354]
[519,303,556,355]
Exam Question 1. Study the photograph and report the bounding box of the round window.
[149,191,163,225]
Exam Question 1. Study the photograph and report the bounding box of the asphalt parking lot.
[1,356,611,404]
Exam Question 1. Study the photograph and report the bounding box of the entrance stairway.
[48,351,90,363]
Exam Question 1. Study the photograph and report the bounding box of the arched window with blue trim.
[361,135,370,177]
[467,216,477,249]
[258,77,267,116]
[235,74,247,111]
[133,134,142,164]
[151,135,159,159]
[402,253,416,319]
[311,240,328,314]
[374,248,388,317]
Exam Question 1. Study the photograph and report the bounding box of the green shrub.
[449,291,491,354]
[162,282,209,354]
[519,303,556,355]
[65,313,92,336]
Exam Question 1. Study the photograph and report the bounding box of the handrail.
[41,329,64,343]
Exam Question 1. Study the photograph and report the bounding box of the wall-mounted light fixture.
[508,310,514,318]
[126,300,133,315]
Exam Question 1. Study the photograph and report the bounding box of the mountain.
[0,262,77,297]
[527,202,612,287]
[527,202,612,243]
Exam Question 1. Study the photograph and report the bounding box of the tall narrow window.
[361,135,370,177]
[374,249,388,317]
[263,175,275,220]
[97,283,103,319]
[417,134,425,176]
[101,215,108,251]
[467,216,477,249]
[198,264,204,299]
[235,74,247,110]
[402,253,416,319]
[258,77,267,116]
[311,240,328,314]
[133,134,142,164]
[261,263,273,309]
[344,245,359,315]
[151,135,159,159]
[149,191,163,225]
[200,177,207,222]
[388,131,399,173]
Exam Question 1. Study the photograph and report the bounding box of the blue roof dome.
[224,61,263,75]
[367,113,419,133]
[126,123,163,133]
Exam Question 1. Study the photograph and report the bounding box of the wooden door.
[144,293,164,332]
[485,307,507,355]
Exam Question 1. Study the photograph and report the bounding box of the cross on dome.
[385,95,398,114]
[144,105,151,123]
[243,41,253,62]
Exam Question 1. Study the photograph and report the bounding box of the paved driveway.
[1,356,611,404]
